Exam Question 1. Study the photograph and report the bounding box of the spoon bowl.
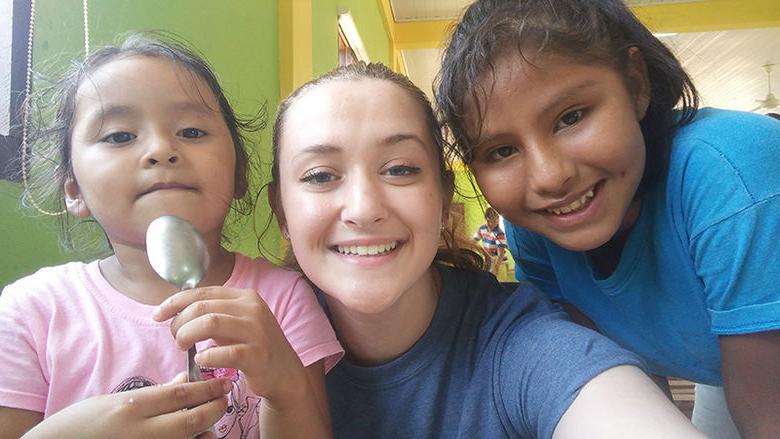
[146,215,209,386]
[146,215,209,290]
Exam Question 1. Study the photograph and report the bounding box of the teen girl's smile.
[276,78,444,317]
[334,240,399,258]
[465,49,650,251]
[328,239,406,272]
[534,180,603,229]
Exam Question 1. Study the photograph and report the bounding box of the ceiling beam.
[394,20,453,50]
[377,0,406,73]
[385,0,780,50]
[633,0,780,33]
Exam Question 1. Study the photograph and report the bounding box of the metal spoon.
[146,215,210,384]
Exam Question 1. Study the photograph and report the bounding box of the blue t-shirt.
[321,266,642,438]
[507,108,780,385]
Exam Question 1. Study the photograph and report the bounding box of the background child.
[472,206,508,277]
[0,33,341,439]
[268,61,704,438]
[436,1,780,437]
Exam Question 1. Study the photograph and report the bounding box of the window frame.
[337,24,358,67]
[1,0,32,182]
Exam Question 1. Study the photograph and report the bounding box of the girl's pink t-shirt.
[0,254,343,438]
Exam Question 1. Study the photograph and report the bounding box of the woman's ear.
[626,46,651,120]
[63,178,91,218]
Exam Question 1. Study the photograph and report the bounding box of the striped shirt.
[473,224,508,262]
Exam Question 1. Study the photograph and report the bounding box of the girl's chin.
[546,230,614,252]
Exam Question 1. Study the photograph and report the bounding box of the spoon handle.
[186,345,214,438]
[187,345,204,382]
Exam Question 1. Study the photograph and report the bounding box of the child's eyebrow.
[83,101,215,127]
[89,104,134,122]
[169,101,218,115]
[79,104,135,131]
[539,79,599,116]
[476,79,601,146]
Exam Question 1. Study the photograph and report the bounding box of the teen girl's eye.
[101,131,136,144]
[179,127,207,139]
[487,145,518,162]
[300,169,338,185]
[555,109,584,131]
[384,165,420,177]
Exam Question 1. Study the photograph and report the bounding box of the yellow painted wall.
[278,0,392,98]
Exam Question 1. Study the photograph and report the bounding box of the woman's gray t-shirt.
[322,266,644,438]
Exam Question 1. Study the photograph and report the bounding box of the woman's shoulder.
[440,266,505,295]
[441,266,561,324]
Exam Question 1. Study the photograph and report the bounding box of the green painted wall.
[0,0,504,288]
[0,181,77,286]
[311,0,391,77]
[454,170,486,239]
[1,0,280,287]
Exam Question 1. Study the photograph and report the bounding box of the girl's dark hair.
[269,61,483,272]
[24,31,265,252]
[436,0,699,195]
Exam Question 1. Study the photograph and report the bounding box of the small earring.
[282,229,290,240]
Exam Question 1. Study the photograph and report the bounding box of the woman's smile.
[276,78,444,315]
[334,241,399,257]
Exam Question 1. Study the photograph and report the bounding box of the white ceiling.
[663,28,779,111]
[390,1,780,114]
[390,0,472,21]
[390,0,707,21]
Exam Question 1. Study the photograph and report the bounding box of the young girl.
[436,1,780,437]
[268,61,704,438]
[0,34,342,438]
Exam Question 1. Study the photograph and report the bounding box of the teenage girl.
[0,34,342,439]
[436,1,780,437]
[268,61,704,438]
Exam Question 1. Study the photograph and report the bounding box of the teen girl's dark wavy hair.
[269,61,484,272]
[436,0,699,196]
